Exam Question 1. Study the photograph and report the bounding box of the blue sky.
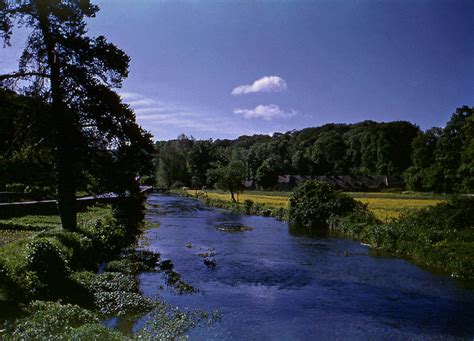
[1,0,473,141]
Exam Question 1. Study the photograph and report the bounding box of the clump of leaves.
[163,269,198,294]
[289,180,359,229]
[4,300,124,340]
[105,249,160,275]
[71,271,154,316]
[94,291,155,316]
[24,238,70,293]
[136,302,222,340]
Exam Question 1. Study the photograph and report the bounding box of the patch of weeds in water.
[71,271,155,317]
[203,258,217,269]
[94,291,155,316]
[105,250,160,275]
[143,219,160,230]
[215,223,252,233]
[136,302,222,340]
[197,250,217,258]
[164,270,198,294]
[159,259,174,271]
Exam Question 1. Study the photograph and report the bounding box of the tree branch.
[0,71,50,81]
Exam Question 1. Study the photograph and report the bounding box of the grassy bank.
[178,189,473,280]
[329,197,474,279]
[0,204,219,339]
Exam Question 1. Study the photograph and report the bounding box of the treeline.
[153,106,473,193]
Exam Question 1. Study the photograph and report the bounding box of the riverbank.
[0,203,219,339]
[175,189,474,281]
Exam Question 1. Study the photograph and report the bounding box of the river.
[132,194,474,339]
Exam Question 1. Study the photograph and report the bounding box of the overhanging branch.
[0,71,50,81]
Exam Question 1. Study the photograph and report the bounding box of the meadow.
[0,206,113,247]
[185,189,447,221]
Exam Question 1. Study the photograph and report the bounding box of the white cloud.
[119,91,259,137]
[231,76,287,95]
[234,104,296,120]
[118,92,142,100]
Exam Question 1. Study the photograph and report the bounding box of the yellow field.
[187,190,445,220]
[350,197,443,220]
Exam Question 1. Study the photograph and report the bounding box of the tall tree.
[1,1,153,230]
[209,160,245,203]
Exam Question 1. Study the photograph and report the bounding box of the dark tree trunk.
[37,0,77,230]
[55,118,77,231]
[230,190,237,203]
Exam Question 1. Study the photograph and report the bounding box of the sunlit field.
[0,206,112,246]
[186,190,446,220]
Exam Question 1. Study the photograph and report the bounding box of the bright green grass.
[0,206,113,247]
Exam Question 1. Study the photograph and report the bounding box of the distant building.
[275,175,405,191]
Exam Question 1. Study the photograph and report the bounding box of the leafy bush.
[80,217,126,257]
[24,238,69,290]
[288,180,359,229]
[5,183,27,192]
[38,230,96,269]
[328,205,379,239]
[0,240,39,300]
[243,199,254,214]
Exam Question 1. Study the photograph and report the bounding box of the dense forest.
[153,106,473,194]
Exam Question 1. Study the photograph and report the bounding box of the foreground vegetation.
[0,205,218,339]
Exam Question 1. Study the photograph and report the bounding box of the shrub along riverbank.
[176,187,474,281]
[0,203,220,339]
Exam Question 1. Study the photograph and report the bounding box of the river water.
[135,194,474,340]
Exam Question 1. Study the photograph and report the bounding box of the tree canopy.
[0,0,154,230]
[153,108,472,194]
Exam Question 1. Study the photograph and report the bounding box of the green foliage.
[331,197,474,279]
[79,215,126,257]
[0,206,134,300]
[136,304,222,340]
[64,323,125,341]
[209,160,246,202]
[155,120,421,191]
[0,215,61,231]
[38,230,96,269]
[406,106,474,193]
[104,250,159,275]
[255,159,279,189]
[243,199,254,214]
[1,1,154,231]
[24,239,70,292]
[288,180,358,229]
[4,300,125,341]
[71,271,154,316]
